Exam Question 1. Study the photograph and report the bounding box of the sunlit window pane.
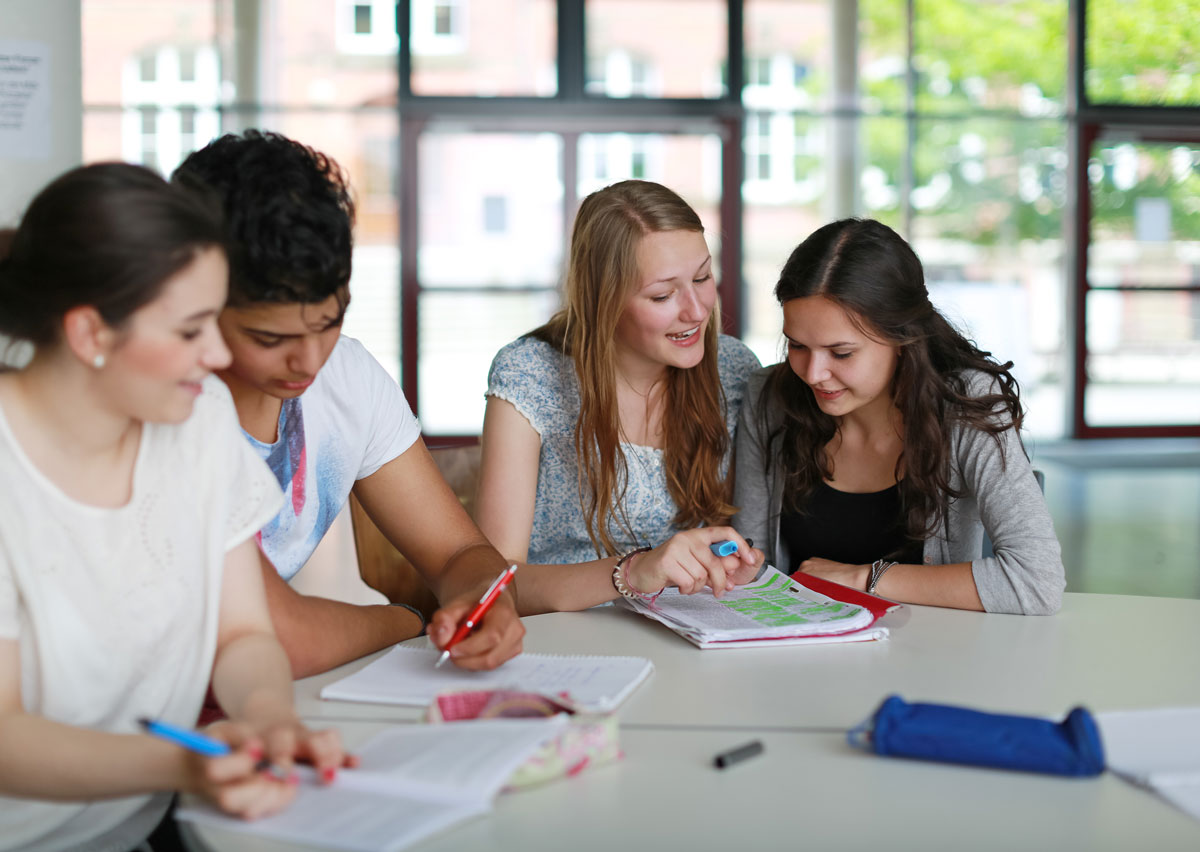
[913,0,1066,116]
[1088,141,1200,268]
[419,291,561,434]
[418,132,563,288]
[911,118,1068,437]
[744,1,829,109]
[1084,139,1200,429]
[410,0,557,96]
[1085,291,1200,427]
[586,0,727,98]
[859,0,907,115]
[1086,0,1200,107]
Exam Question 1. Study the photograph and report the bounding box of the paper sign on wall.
[0,39,51,159]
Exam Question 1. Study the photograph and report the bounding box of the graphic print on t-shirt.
[253,397,346,581]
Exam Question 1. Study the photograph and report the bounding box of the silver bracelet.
[866,559,897,595]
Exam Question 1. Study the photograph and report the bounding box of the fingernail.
[322,767,337,783]
[288,772,300,785]
[249,745,264,760]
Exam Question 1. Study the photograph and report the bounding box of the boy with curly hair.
[173,131,523,677]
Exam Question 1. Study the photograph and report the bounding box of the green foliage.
[1086,0,1200,105]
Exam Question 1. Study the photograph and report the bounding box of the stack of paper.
[1097,707,1200,823]
[177,717,567,852]
[320,646,654,713]
[621,566,889,649]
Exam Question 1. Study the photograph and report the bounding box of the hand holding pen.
[623,529,760,599]
[140,717,348,820]
[433,564,519,668]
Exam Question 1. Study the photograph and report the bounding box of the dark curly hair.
[763,218,1023,549]
[171,130,354,313]
[0,163,223,347]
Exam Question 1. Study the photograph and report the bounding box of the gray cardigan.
[731,367,1065,615]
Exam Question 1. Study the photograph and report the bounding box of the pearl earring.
[92,354,105,369]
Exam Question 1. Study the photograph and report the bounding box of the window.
[178,48,195,81]
[116,45,220,176]
[482,195,508,233]
[337,0,399,54]
[585,51,659,98]
[410,0,466,56]
[355,4,373,34]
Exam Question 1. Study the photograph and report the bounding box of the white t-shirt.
[246,335,421,581]
[0,377,282,852]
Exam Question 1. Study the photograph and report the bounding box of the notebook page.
[345,717,568,802]
[321,647,653,712]
[176,718,564,851]
[178,781,485,852]
[629,566,874,641]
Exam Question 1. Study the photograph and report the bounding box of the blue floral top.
[486,334,761,565]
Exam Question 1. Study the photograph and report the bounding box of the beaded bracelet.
[866,559,897,595]
[612,546,658,602]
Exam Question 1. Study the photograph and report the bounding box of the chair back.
[351,442,482,621]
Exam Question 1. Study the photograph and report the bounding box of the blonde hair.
[530,180,734,556]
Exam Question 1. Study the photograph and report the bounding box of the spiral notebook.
[320,646,653,713]
[619,566,893,649]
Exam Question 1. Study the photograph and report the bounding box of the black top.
[779,480,924,572]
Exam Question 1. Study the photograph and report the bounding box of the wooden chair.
[349,443,482,622]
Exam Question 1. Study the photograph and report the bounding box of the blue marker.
[138,717,231,757]
[710,538,754,557]
[710,540,739,557]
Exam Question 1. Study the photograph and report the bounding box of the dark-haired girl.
[733,219,1064,615]
[0,163,344,850]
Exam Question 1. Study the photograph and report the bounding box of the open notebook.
[321,647,654,713]
[176,717,567,852]
[620,565,891,648]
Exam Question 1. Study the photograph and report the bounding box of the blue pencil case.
[848,695,1105,777]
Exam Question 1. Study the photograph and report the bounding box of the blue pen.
[709,538,753,557]
[139,718,231,756]
[138,718,285,777]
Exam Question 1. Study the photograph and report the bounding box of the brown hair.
[0,163,223,347]
[764,218,1023,551]
[530,180,734,556]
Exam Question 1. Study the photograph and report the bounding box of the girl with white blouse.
[0,164,344,852]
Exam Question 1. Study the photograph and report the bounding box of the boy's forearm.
[259,559,424,679]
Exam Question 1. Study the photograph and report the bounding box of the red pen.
[435,564,518,668]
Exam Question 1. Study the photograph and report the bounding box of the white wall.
[0,0,82,225]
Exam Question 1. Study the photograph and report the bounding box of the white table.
[295,593,1200,730]
[188,593,1200,851]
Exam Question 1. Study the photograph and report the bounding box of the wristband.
[390,601,427,635]
[612,546,657,602]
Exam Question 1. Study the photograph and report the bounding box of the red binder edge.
[788,570,903,620]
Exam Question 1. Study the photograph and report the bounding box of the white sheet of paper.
[1097,706,1200,823]
[0,40,51,158]
[320,647,653,712]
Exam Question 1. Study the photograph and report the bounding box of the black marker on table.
[713,739,764,769]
